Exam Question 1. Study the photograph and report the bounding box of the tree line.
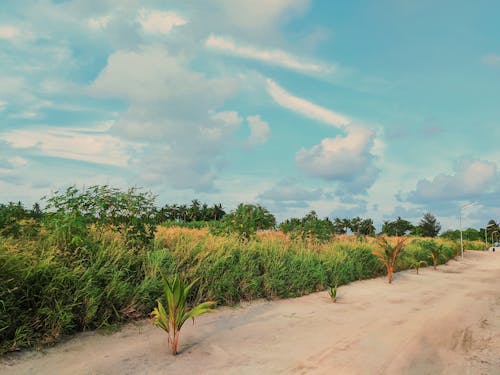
[0,185,497,243]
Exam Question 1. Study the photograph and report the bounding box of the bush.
[0,227,459,354]
[210,204,276,239]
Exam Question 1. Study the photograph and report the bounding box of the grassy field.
[0,226,486,353]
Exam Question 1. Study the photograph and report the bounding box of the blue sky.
[1,0,499,230]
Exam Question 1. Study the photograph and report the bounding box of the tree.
[358,218,376,236]
[417,213,441,238]
[374,236,407,283]
[332,218,348,234]
[279,211,334,242]
[381,216,414,236]
[214,203,276,239]
[44,185,157,248]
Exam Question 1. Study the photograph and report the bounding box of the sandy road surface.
[1,250,499,375]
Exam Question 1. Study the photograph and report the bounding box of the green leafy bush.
[210,204,276,239]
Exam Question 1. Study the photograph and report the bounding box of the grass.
[0,226,475,353]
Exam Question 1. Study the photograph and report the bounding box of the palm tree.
[373,236,407,283]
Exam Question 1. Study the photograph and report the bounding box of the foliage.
[327,284,337,302]
[440,228,484,241]
[381,216,414,237]
[406,257,427,275]
[349,216,376,236]
[44,185,157,248]
[373,236,407,283]
[2,185,477,354]
[156,201,226,223]
[416,240,445,269]
[416,213,441,238]
[211,203,276,239]
[0,202,42,238]
[161,221,212,229]
[279,211,334,242]
[151,274,215,355]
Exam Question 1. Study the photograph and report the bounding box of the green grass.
[0,227,463,353]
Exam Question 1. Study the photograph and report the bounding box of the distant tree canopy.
[0,202,42,238]
[417,213,441,238]
[2,186,494,244]
[280,211,334,242]
[349,216,376,236]
[156,200,226,223]
[44,185,157,247]
[213,203,276,239]
[440,228,483,241]
[381,216,414,236]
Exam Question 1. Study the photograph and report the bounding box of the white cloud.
[88,46,240,191]
[213,0,309,33]
[482,54,500,65]
[0,25,20,40]
[1,127,139,167]
[259,179,326,202]
[247,115,270,146]
[87,15,111,30]
[266,79,379,191]
[206,35,330,74]
[296,125,377,181]
[211,111,242,127]
[266,79,350,127]
[407,158,498,202]
[137,9,186,35]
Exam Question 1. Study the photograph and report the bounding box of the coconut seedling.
[327,284,338,302]
[429,245,443,270]
[418,240,443,270]
[374,236,407,284]
[151,274,216,355]
[408,258,427,275]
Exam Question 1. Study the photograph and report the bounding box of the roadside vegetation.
[0,185,494,354]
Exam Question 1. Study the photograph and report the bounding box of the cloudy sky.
[1,0,499,230]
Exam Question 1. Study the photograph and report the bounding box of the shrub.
[211,204,276,240]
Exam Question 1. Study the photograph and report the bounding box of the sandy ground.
[1,250,499,375]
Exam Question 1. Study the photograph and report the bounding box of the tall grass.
[1,227,464,353]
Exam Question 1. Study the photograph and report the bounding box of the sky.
[1,0,499,230]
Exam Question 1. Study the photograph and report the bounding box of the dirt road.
[2,250,499,375]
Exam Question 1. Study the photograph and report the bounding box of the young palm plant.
[151,274,216,355]
[429,245,443,270]
[408,257,427,275]
[327,284,338,302]
[374,236,407,283]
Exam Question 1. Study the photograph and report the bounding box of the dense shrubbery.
[0,185,489,353]
[279,211,335,242]
[1,225,463,353]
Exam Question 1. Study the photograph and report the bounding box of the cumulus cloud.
[87,15,111,30]
[213,0,309,34]
[247,115,270,147]
[266,79,379,192]
[206,35,330,74]
[137,9,186,35]
[266,79,349,127]
[296,126,379,191]
[1,126,139,167]
[260,180,325,201]
[88,46,240,191]
[406,158,498,203]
